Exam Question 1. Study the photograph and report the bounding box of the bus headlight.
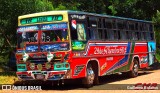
[47,52,54,62]
[45,62,51,69]
[30,63,35,70]
[23,52,29,62]
[37,64,42,70]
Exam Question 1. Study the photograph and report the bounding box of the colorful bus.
[16,10,156,87]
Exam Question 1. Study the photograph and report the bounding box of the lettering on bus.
[70,15,86,19]
[20,15,63,25]
[94,46,127,55]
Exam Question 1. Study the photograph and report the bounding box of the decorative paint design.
[141,56,148,63]
[40,43,69,52]
[70,15,86,19]
[26,43,69,52]
[74,65,85,76]
[101,63,107,71]
[94,46,127,55]
[17,26,39,32]
[148,41,156,65]
[85,43,128,56]
[104,42,131,74]
[26,45,38,52]
[72,41,86,50]
[71,20,77,29]
[77,24,86,41]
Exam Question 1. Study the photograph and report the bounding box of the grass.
[0,72,18,84]
[0,76,18,84]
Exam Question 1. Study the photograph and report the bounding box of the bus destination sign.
[20,15,63,25]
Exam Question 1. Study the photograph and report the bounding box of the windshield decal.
[41,23,67,30]
[17,26,39,32]
[26,45,38,52]
[40,43,69,52]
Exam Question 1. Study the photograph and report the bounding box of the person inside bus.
[77,24,86,41]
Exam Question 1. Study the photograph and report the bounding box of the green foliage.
[156,49,160,62]
[153,10,160,46]
[0,55,9,66]
[153,10,160,27]
[55,4,67,10]
[108,5,117,15]
[0,0,53,66]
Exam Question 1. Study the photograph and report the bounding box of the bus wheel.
[129,59,139,78]
[83,63,95,88]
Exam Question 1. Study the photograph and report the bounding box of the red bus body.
[16,10,156,85]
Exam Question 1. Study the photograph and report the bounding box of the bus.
[16,10,156,87]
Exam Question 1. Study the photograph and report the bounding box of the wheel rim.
[87,67,95,84]
[133,64,138,74]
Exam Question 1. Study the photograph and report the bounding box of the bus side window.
[89,28,95,40]
[136,32,140,40]
[126,31,129,40]
[104,30,108,40]
[70,26,78,40]
[149,24,153,32]
[143,32,147,40]
[150,33,154,40]
[120,30,125,40]
[132,32,136,40]
[109,30,114,40]
[141,32,145,40]
[114,30,118,40]
[117,30,121,40]
[98,29,103,39]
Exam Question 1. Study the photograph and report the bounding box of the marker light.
[37,64,42,71]
[30,63,35,70]
[23,52,29,62]
[45,62,51,69]
[47,52,54,62]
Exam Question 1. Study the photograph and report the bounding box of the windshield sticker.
[17,26,39,32]
[41,23,67,30]
[26,45,38,52]
[71,20,76,29]
[72,41,86,50]
[77,24,86,41]
[40,43,69,52]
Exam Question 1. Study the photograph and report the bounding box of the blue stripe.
[106,42,131,72]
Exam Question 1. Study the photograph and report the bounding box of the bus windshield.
[17,25,69,52]
[40,29,69,52]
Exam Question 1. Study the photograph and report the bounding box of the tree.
[0,0,53,65]
[153,10,160,46]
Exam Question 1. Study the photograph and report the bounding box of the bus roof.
[19,10,152,23]
[67,10,152,23]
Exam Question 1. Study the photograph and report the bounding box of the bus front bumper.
[16,70,72,81]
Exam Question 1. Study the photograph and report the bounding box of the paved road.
[1,68,160,93]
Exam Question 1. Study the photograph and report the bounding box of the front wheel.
[82,64,95,88]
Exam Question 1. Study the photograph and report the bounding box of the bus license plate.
[36,74,44,80]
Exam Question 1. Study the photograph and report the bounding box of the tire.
[128,59,139,78]
[83,63,95,88]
